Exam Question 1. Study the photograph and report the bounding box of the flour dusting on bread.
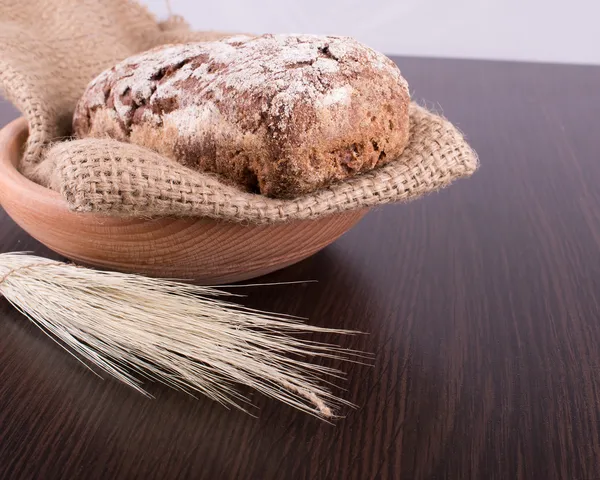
[74,34,410,198]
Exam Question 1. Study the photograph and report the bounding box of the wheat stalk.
[0,252,363,418]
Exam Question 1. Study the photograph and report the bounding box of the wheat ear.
[0,252,362,418]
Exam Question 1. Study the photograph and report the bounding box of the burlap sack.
[0,0,478,224]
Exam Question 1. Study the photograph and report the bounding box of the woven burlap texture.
[0,0,478,224]
[0,0,228,179]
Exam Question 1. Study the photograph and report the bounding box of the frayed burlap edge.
[43,103,478,224]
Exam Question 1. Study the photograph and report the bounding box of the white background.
[142,0,599,65]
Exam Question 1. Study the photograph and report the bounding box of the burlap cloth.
[0,0,478,224]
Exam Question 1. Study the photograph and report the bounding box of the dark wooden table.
[2,57,600,480]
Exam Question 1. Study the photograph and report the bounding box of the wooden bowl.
[0,119,367,284]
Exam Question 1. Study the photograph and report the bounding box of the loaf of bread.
[73,34,410,198]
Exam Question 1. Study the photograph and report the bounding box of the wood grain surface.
[1,57,600,479]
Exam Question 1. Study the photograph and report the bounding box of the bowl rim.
[0,118,371,226]
[0,117,72,212]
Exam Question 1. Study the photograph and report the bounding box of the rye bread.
[73,34,410,198]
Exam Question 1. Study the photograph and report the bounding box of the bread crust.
[73,34,410,198]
